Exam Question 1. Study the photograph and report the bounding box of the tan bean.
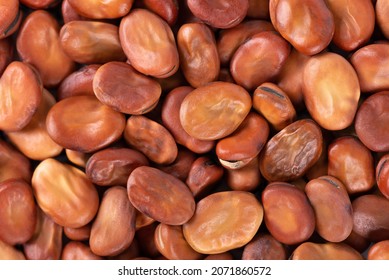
[0,239,25,260]
[65,149,89,168]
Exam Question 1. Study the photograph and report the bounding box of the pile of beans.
[0,0,389,260]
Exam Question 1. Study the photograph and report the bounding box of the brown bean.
[65,149,89,168]
[32,158,99,228]
[6,89,63,160]
[269,0,334,55]
[259,119,323,182]
[135,223,160,258]
[93,62,161,114]
[61,241,102,260]
[180,81,252,140]
[142,0,178,26]
[20,0,59,9]
[61,0,86,23]
[16,10,75,87]
[247,0,270,19]
[217,20,274,65]
[343,230,371,254]
[291,242,363,260]
[86,147,149,187]
[119,9,179,78]
[0,239,25,260]
[183,191,263,254]
[352,194,389,242]
[367,240,389,260]
[0,38,13,75]
[253,83,296,130]
[0,0,21,40]
[127,166,195,225]
[226,157,261,192]
[124,115,178,165]
[108,239,140,260]
[305,176,353,242]
[187,0,249,29]
[60,21,126,65]
[46,95,126,153]
[90,186,136,256]
[242,234,286,260]
[328,136,375,194]
[154,223,203,260]
[135,210,155,231]
[157,148,197,182]
[355,91,389,152]
[262,182,315,245]
[216,112,269,169]
[0,139,31,183]
[67,0,134,19]
[177,23,219,88]
[0,61,42,132]
[376,0,389,39]
[64,224,91,242]
[377,154,389,199]
[0,179,37,245]
[230,31,290,91]
[303,52,360,131]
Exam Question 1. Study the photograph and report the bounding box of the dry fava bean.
[325,0,374,51]
[291,242,363,260]
[242,234,286,260]
[68,0,133,19]
[16,10,75,87]
[305,176,353,242]
[157,148,197,182]
[108,239,140,260]
[93,62,161,114]
[86,147,149,187]
[64,224,91,242]
[253,83,296,130]
[344,230,370,254]
[269,0,334,55]
[0,139,31,183]
[183,191,263,254]
[20,0,59,9]
[46,95,125,153]
[0,38,13,75]
[230,31,290,91]
[60,21,126,65]
[0,239,25,260]
[66,149,89,168]
[32,158,99,228]
[58,64,100,100]
[0,61,42,132]
[177,23,219,88]
[376,0,389,39]
[355,91,389,152]
[6,89,63,161]
[216,112,269,169]
[135,210,155,231]
[217,20,274,65]
[142,0,178,26]
[247,0,270,19]
[62,241,102,260]
[187,0,248,29]
[328,136,375,194]
[24,208,63,260]
[180,81,252,140]
[154,224,203,260]
[367,240,389,260]
[302,52,360,131]
[226,157,261,192]
[350,43,389,92]
[161,86,214,154]
[259,119,323,182]
[377,154,389,199]
[262,182,315,245]
[90,186,136,256]
[0,0,21,40]
[62,0,86,23]
[352,194,389,242]
[124,115,178,165]
[127,166,195,225]
[119,9,179,78]
[0,179,37,245]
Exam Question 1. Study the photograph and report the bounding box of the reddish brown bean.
[377,154,389,199]
[344,230,371,254]
[0,239,25,260]
[291,242,363,260]
[262,182,315,245]
[90,186,136,256]
[68,0,134,19]
[328,136,375,194]
[127,166,195,225]
[108,239,140,260]
[242,234,286,260]
[0,0,21,40]
[0,179,37,245]
[230,31,290,91]
[376,0,389,39]
[227,157,261,192]
[247,0,270,19]
[0,38,13,75]
[355,91,389,152]
[119,9,179,78]
[0,139,31,183]
[187,0,249,29]
[367,240,389,260]
[61,242,102,260]
[303,52,360,131]
[142,0,178,26]
[124,115,178,165]
[305,176,353,242]
[65,149,89,168]
[0,61,42,132]
[135,210,155,231]
[20,0,59,9]
[61,0,86,23]
[93,62,161,114]
[157,148,197,182]
[259,119,323,182]
[64,224,91,242]
[32,158,99,228]
[135,223,160,258]
[16,10,75,87]
[46,95,126,153]
[180,82,252,140]
[269,0,334,55]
